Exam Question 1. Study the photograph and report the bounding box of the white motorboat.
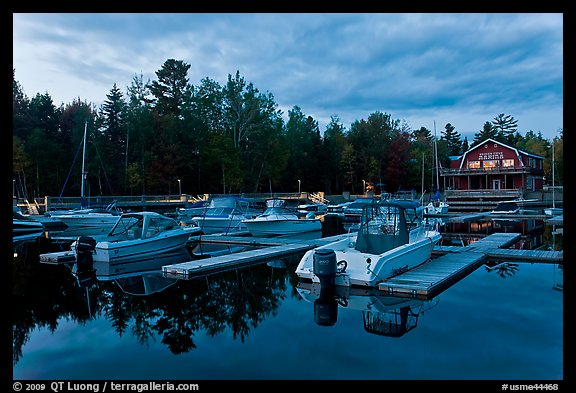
[295,200,442,288]
[190,196,260,234]
[71,211,201,275]
[47,201,123,231]
[176,199,210,226]
[242,199,322,237]
[13,207,45,236]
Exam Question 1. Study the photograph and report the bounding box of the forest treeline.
[13,59,563,200]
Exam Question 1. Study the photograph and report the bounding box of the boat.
[190,196,260,234]
[297,201,328,217]
[544,142,562,216]
[295,200,442,288]
[241,199,322,237]
[341,197,378,222]
[491,201,520,215]
[13,206,45,236]
[176,199,210,226]
[69,211,201,275]
[47,201,123,231]
[296,281,438,334]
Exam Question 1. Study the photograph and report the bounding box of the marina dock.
[163,233,351,279]
[379,233,562,298]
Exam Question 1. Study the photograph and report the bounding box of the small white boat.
[242,199,322,237]
[295,200,442,287]
[423,199,449,215]
[13,207,45,235]
[71,211,201,275]
[176,200,210,226]
[297,202,328,216]
[191,196,260,234]
[48,201,123,231]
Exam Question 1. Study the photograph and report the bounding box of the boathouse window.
[502,159,514,168]
[483,160,498,170]
[469,160,481,169]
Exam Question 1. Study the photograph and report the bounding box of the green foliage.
[12,64,562,200]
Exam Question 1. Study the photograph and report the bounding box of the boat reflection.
[73,247,192,296]
[297,281,439,337]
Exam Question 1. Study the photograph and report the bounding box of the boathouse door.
[492,179,501,190]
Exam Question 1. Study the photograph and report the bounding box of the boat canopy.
[354,201,410,255]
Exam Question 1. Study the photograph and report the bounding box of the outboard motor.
[313,248,337,288]
[75,236,96,273]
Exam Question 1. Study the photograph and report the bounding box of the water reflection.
[296,282,439,337]
[13,242,297,365]
[483,261,520,278]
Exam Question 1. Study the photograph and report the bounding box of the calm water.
[12,215,564,381]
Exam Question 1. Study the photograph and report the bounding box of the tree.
[472,121,497,147]
[492,113,518,144]
[222,70,260,150]
[321,115,347,194]
[441,123,462,155]
[149,59,191,117]
[98,83,128,193]
[125,73,154,195]
[13,70,30,141]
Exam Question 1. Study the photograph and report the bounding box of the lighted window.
[502,159,514,167]
[469,160,481,169]
[483,160,498,170]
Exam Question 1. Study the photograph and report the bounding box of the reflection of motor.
[314,285,337,326]
[76,236,96,273]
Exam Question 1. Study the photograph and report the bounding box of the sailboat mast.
[433,121,439,191]
[81,121,87,207]
[551,142,555,209]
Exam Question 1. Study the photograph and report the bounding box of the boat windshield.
[108,215,144,240]
[355,203,409,254]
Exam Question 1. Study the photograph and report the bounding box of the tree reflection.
[12,250,294,365]
[483,261,519,278]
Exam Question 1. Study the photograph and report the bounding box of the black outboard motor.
[75,236,96,273]
[313,285,338,326]
[313,248,337,288]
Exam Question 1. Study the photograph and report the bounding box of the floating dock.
[379,233,562,298]
[163,233,351,279]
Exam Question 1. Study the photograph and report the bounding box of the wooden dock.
[163,233,351,279]
[378,233,562,298]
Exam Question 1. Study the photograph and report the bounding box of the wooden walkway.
[378,233,562,298]
[163,233,351,279]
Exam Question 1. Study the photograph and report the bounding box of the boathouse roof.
[456,138,544,170]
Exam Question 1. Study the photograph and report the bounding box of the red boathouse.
[441,138,545,192]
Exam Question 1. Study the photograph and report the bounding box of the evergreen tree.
[441,123,463,155]
[492,113,518,144]
[98,83,128,193]
[472,121,497,147]
[149,59,191,117]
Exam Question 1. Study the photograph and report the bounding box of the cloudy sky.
[13,13,563,140]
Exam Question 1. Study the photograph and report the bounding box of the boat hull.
[52,214,120,230]
[242,218,321,237]
[191,217,247,234]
